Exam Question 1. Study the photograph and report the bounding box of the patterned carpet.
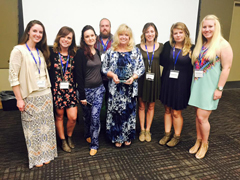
[0,89,239,180]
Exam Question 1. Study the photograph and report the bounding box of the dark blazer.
[74,48,101,100]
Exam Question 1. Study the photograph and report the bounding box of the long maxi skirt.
[21,92,57,169]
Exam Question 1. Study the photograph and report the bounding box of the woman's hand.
[124,77,134,85]
[213,89,222,100]
[81,99,87,106]
[112,74,120,84]
[17,99,25,112]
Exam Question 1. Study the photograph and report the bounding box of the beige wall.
[0,0,18,91]
[0,0,239,92]
[200,0,240,81]
[228,1,240,81]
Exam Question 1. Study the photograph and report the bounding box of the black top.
[74,48,102,100]
[160,41,194,110]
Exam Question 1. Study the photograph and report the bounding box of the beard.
[100,31,110,39]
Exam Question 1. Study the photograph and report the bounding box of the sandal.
[115,142,122,148]
[124,141,131,146]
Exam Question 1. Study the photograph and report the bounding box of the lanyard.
[58,53,70,80]
[198,46,208,67]
[101,38,109,52]
[25,43,41,74]
[145,44,155,72]
[173,47,182,70]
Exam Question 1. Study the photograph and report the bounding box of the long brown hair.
[53,26,77,56]
[19,20,50,67]
[140,22,158,44]
[80,25,96,60]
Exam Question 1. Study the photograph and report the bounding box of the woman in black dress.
[159,22,193,147]
[49,26,78,153]
[136,23,163,142]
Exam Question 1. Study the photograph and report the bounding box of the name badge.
[101,53,106,62]
[146,72,155,81]
[60,81,69,89]
[195,70,203,78]
[169,70,179,79]
[37,80,46,88]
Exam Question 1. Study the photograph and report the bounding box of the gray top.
[85,53,103,88]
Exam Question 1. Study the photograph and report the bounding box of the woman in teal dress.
[188,15,233,159]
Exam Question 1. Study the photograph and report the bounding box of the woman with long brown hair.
[137,22,163,142]
[75,25,105,156]
[49,26,78,153]
[9,20,57,168]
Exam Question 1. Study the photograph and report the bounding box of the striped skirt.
[21,92,57,168]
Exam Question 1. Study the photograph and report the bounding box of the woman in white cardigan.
[9,20,57,168]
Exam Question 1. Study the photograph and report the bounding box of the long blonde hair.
[169,22,192,56]
[112,24,135,51]
[192,15,223,64]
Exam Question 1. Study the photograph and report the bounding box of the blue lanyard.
[25,43,41,74]
[173,47,182,70]
[198,46,208,67]
[58,53,69,78]
[145,44,155,71]
[101,38,109,52]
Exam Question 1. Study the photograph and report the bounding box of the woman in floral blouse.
[49,26,78,153]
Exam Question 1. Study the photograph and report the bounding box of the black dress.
[159,41,193,110]
[136,43,163,102]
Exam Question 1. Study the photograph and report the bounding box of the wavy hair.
[19,20,50,67]
[192,15,223,64]
[80,25,97,60]
[53,26,77,56]
[140,22,158,44]
[112,24,135,51]
[169,22,192,56]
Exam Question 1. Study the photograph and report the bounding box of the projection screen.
[20,0,200,45]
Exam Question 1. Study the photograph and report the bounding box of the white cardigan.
[9,45,51,98]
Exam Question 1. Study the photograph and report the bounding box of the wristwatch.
[217,86,223,91]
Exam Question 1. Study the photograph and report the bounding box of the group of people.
[8,15,233,169]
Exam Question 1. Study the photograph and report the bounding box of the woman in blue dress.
[102,24,145,147]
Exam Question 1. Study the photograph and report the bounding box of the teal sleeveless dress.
[188,47,221,110]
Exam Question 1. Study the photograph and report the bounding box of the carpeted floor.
[0,89,239,180]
